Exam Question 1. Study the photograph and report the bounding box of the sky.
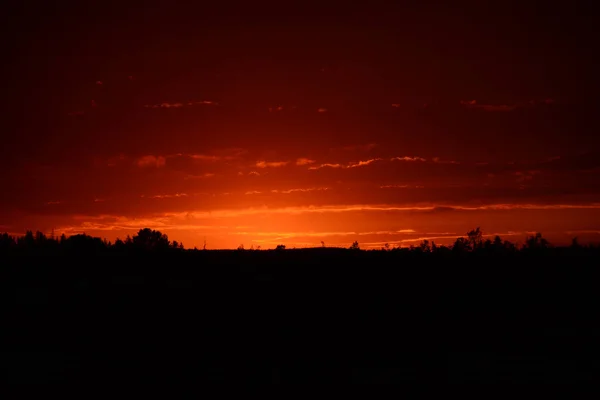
[2,2,600,248]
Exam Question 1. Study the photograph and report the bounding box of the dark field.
[2,248,600,383]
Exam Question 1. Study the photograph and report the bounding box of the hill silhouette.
[1,228,600,383]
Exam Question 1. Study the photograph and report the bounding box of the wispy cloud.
[459,100,516,112]
[189,154,221,162]
[565,230,600,235]
[256,161,289,168]
[391,156,426,162]
[143,193,189,199]
[432,157,459,164]
[137,155,166,168]
[184,173,215,180]
[271,187,329,194]
[63,203,600,237]
[143,100,218,109]
[161,203,600,219]
[380,185,425,189]
[515,170,541,183]
[296,158,316,166]
[244,187,328,195]
[229,229,417,239]
[308,163,343,170]
[308,158,382,170]
[317,108,328,113]
[46,201,63,205]
[347,158,382,168]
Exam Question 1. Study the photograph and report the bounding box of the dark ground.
[2,248,599,383]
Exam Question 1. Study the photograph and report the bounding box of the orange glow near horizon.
[5,140,600,249]
[21,202,600,249]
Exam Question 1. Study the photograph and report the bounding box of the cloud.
[268,106,284,112]
[391,156,427,162]
[144,193,189,199]
[64,203,600,235]
[347,158,382,168]
[244,187,328,195]
[515,170,541,183]
[271,187,329,194]
[229,229,417,239]
[459,100,516,112]
[380,185,425,189]
[308,158,381,170]
[189,154,221,162]
[170,148,247,163]
[317,108,327,113]
[565,230,600,235]
[143,100,218,109]
[137,155,166,168]
[46,201,62,205]
[256,160,289,168]
[144,102,184,109]
[431,157,459,164]
[296,158,316,166]
[308,163,343,170]
[391,103,401,108]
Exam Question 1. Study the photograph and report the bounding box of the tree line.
[0,226,595,254]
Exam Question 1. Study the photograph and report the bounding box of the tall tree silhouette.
[133,228,170,251]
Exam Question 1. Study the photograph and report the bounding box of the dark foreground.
[2,248,600,383]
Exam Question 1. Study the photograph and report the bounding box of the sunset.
[3,2,600,383]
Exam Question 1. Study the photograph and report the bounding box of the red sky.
[2,2,600,248]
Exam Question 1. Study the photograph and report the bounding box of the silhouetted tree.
[452,237,470,253]
[467,227,483,250]
[525,232,550,250]
[275,244,286,250]
[133,228,170,251]
[19,230,35,248]
[349,241,360,250]
[63,233,106,252]
[114,238,125,250]
[0,233,15,250]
